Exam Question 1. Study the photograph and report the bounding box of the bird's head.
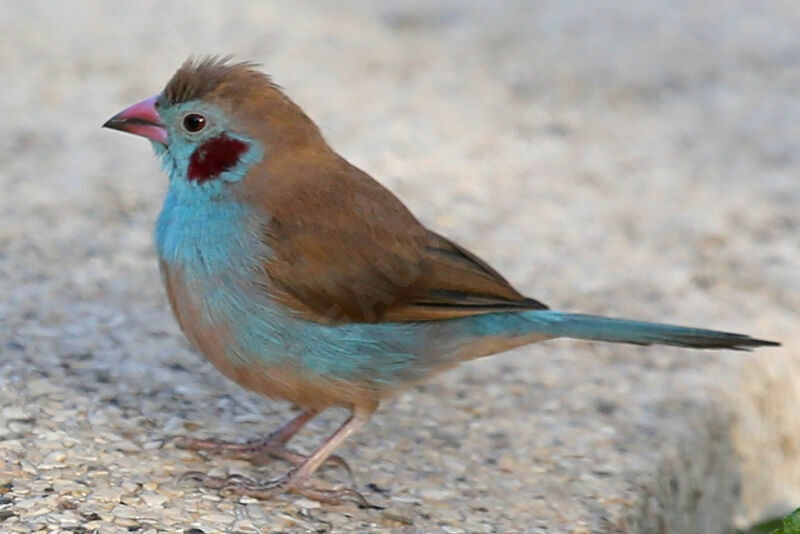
[104,56,325,188]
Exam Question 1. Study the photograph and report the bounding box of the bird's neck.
[154,176,269,281]
[151,130,269,276]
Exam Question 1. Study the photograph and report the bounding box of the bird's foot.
[180,470,372,507]
[172,435,352,480]
[172,434,299,462]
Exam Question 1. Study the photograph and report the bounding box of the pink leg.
[175,409,316,463]
[185,404,376,505]
[174,409,351,475]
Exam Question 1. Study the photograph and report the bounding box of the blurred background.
[1,1,798,532]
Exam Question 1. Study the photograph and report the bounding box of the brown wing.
[256,154,547,324]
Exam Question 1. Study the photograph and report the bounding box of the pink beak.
[103,95,168,145]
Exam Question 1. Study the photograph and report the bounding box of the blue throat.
[153,135,264,272]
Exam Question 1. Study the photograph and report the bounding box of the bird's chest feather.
[154,185,345,404]
[155,185,275,360]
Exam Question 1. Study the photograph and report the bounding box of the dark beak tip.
[102,114,133,131]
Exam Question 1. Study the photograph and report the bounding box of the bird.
[103,56,778,505]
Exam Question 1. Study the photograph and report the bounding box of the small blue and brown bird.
[103,57,778,505]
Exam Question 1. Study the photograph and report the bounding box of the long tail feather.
[523,311,779,351]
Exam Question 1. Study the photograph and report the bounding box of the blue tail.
[521,311,778,351]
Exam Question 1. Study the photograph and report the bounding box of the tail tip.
[720,334,780,351]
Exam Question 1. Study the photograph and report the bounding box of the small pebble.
[141,492,168,507]
[2,407,28,420]
[199,513,234,524]
[293,497,321,509]
[420,489,456,501]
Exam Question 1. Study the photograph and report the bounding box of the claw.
[179,470,212,483]
[172,435,353,482]
[222,475,259,488]
[321,454,354,483]
[180,468,374,507]
[171,435,272,455]
[296,485,374,507]
[218,473,288,500]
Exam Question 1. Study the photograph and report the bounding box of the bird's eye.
[182,113,206,133]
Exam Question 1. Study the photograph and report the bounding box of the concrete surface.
[1,1,799,532]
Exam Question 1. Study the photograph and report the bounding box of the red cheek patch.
[187,134,249,184]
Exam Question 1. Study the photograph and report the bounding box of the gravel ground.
[1,1,799,532]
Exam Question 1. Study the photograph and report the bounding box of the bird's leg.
[174,408,316,461]
[185,404,376,506]
[173,408,350,474]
